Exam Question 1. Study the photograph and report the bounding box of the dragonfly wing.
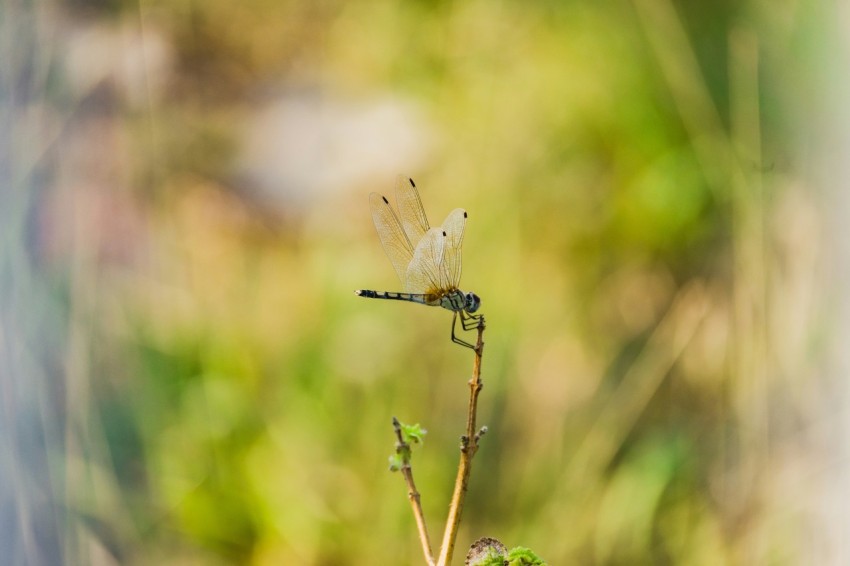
[440,208,467,289]
[405,227,446,294]
[369,191,413,285]
[395,176,430,249]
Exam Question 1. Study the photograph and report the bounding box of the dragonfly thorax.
[439,289,481,314]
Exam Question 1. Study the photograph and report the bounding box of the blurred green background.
[2,0,846,564]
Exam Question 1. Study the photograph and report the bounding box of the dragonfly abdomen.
[355,289,437,306]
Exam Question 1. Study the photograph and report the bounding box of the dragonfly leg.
[460,310,485,331]
[451,311,476,350]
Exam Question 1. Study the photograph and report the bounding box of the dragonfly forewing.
[369,192,414,285]
[395,176,430,248]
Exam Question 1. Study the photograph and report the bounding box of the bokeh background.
[3,0,850,564]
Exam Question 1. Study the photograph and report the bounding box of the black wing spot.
[409,178,416,187]
[442,231,447,237]
[463,211,468,218]
[382,195,389,204]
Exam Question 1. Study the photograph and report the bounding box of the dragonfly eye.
[465,292,481,313]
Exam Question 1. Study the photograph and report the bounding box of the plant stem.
[437,320,486,566]
[393,417,435,565]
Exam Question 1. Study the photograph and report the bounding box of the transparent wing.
[440,208,467,289]
[405,228,446,294]
[395,176,430,249]
[369,191,414,285]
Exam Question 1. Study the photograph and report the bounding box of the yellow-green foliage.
[3,0,836,564]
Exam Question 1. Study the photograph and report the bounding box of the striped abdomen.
[355,289,439,306]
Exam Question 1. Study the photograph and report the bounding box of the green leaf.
[401,423,427,445]
[506,546,547,565]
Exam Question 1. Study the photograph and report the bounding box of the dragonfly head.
[464,292,481,314]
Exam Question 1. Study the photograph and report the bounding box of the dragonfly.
[355,175,484,350]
